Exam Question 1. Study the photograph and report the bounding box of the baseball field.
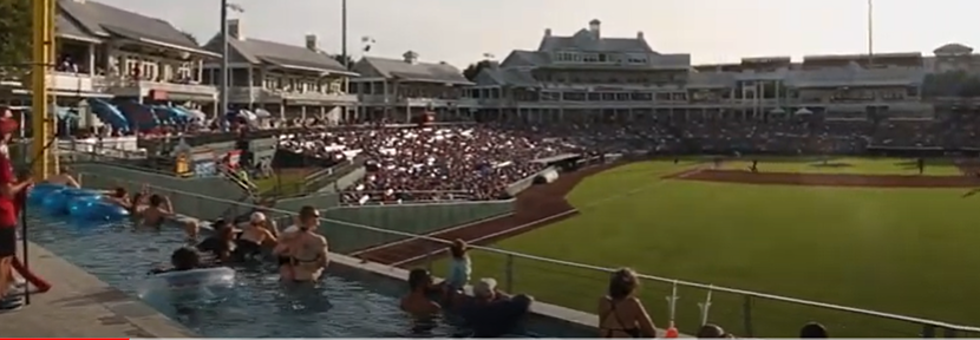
[429,157,980,337]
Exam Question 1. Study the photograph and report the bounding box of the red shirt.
[0,153,19,227]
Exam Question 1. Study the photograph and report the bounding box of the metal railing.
[74,173,980,338]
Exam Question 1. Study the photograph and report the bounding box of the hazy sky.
[95,0,980,68]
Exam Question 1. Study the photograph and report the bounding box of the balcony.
[403,97,478,108]
[104,77,218,101]
[48,73,99,93]
[227,87,357,106]
[0,72,107,96]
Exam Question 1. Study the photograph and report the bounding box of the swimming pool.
[24,211,591,337]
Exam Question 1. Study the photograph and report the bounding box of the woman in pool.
[597,268,657,338]
[196,220,237,264]
[400,269,441,334]
[274,206,328,282]
[231,212,277,262]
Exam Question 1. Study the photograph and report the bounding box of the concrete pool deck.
[0,242,196,338]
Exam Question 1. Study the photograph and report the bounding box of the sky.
[95,0,980,68]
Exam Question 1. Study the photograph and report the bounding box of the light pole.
[341,0,348,69]
[867,0,874,67]
[219,1,244,123]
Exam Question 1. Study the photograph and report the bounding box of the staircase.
[218,163,259,198]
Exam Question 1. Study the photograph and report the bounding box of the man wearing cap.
[0,107,33,311]
[458,277,535,337]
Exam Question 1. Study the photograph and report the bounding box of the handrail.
[77,171,980,334]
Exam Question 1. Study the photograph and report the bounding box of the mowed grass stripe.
[721,157,964,176]
[433,159,980,337]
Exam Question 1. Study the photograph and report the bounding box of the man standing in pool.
[275,206,328,282]
[0,109,34,311]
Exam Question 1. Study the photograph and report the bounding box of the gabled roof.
[538,29,654,53]
[500,50,550,68]
[473,67,538,87]
[56,12,98,42]
[356,56,471,85]
[203,36,355,75]
[58,0,212,56]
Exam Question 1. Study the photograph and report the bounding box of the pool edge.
[0,241,197,338]
[191,216,692,338]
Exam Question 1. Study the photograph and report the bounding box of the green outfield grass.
[430,158,980,337]
[720,157,964,176]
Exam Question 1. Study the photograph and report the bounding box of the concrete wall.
[321,199,515,253]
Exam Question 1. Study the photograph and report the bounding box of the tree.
[179,30,199,46]
[331,54,354,70]
[0,0,33,78]
[462,59,494,82]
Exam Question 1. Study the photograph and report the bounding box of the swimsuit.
[232,238,263,262]
[600,299,642,338]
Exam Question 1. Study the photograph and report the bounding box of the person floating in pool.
[274,206,328,282]
[196,219,237,264]
[149,247,206,275]
[231,212,278,263]
[45,167,81,188]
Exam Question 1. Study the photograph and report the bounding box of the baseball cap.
[473,278,497,297]
[250,211,267,223]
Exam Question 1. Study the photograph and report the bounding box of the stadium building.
[200,19,360,124]
[0,0,219,132]
[349,51,476,123]
[469,19,933,124]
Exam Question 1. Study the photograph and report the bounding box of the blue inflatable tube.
[28,183,67,205]
[42,188,101,215]
[137,267,236,301]
[81,201,130,221]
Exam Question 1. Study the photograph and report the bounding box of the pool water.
[24,211,578,337]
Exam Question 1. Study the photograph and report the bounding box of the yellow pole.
[31,0,55,180]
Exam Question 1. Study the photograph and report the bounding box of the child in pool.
[445,239,471,293]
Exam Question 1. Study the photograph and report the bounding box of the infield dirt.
[677,169,980,188]
[355,163,621,266]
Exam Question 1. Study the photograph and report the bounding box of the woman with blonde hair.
[598,268,657,338]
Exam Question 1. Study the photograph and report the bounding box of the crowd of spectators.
[278,125,581,204]
[270,110,980,203]
[501,110,980,156]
